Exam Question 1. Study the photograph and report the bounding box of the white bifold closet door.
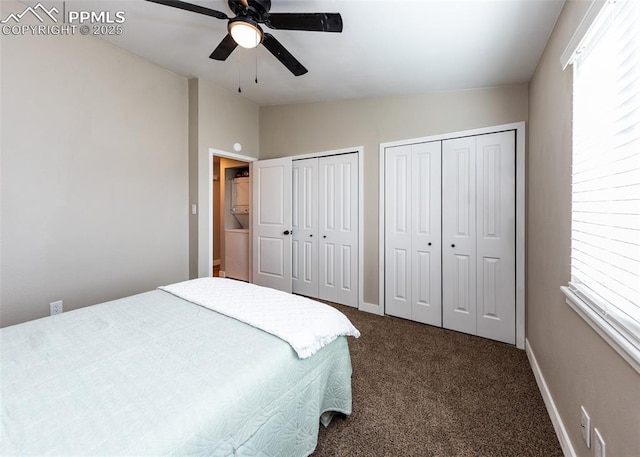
[292,153,359,308]
[292,159,319,298]
[385,141,442,326]
[442,131,516,344]
[318,154,359,307]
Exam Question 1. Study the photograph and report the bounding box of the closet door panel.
[336,154,359,307]
[442,137,477,335]
[476,131,516,344]
[292,164,301,287]
[384,146,412,319]
[411,142,442,326]
[318,160,338,302]
[292,159,318,298]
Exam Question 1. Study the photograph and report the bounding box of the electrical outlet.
[50,300,63,316]
[580,406,591,448]
[594,428,606,457]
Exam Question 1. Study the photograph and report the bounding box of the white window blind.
[569,0,640,356]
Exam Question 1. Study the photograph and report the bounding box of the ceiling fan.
[146,0,343,76]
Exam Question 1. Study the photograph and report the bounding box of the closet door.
[292,159,319,297]
[412,142,442,325]
[442,137,477,335]
[385,142,442,325]
[384,145,413,319]
[318,153,358,307]
[476,131,516,344]
[442,132,516,344]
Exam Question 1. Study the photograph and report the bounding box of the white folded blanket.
[159,278,360,359]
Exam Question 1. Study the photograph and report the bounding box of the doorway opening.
[209,149,257,281]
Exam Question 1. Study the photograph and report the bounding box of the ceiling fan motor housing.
[228,0,271,18]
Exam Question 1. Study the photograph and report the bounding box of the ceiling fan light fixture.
[229,18,262,49]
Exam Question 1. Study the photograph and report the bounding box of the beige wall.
[0,2,189,326]
[527,1,640,456]
[260,86,528,306]
[188,79,259,278]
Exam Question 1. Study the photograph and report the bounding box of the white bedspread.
[160,278,360,358]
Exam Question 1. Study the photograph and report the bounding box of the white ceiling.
[95,0,565,106]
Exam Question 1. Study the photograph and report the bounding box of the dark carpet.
[313,304,563,457]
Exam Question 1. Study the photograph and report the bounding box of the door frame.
[208,148,257,280]
[378,122,526,349]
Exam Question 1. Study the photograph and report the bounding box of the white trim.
[380,122,524,149]
[208,148,257,279]
[209,148,258,163]
[378,143,385,321]
[358,148,365,313]
[560,0,608,69]
[562,286,640,375]
[360,301,383,316]
[526,339,578,457]
[378,122,526,349]
[515,125,526,350]
[290,145,362,161]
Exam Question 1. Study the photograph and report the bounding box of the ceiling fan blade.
[266,13,343,32]
[209,34,238,60]
[145,0,228,20]
[262,33,308,76]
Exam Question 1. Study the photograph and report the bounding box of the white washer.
[225,229,249,281]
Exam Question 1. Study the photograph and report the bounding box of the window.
[561,0,640,371]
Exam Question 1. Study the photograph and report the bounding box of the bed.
[0,278,359,456]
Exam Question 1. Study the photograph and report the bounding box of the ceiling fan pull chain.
[255,50,258,84]
[238,47,242,93]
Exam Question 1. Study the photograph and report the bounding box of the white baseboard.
[526,338,577,457]
[359,301,383,316]
[219,270,226,278]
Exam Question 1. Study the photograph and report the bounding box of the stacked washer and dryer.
[225,175,250,281]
